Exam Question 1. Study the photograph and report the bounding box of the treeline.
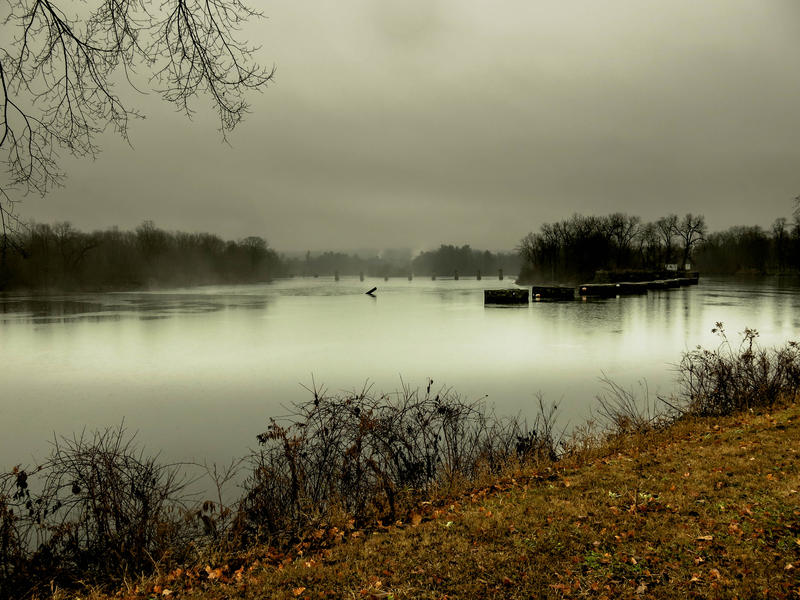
[693,219,800,275]
[0,221,283,290]
[518,213,706,282]
[411,245,520,277]
[282,249,413,278]
[282,245,520,279]
[518,210,800,282]
[0,221,521,291]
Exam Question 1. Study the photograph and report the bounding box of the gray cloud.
[19,0,800,251]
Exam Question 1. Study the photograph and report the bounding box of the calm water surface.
[2,276,799,466]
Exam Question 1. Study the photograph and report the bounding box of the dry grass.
[56,401,800,600]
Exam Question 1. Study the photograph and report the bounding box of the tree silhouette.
[0,0,274,250]
[654,214,678,266]
[673,213,707,268]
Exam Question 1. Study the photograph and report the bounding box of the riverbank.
[51,399,800,600]
[5,327,800,599]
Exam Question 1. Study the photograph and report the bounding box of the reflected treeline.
[0,294,271,324]
[519,211,800,283]
[0,221,283,290]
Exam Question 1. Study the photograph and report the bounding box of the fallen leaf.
[696,535,713,542]
[293,587,306,596]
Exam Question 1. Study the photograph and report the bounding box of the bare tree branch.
[0,0,273,222]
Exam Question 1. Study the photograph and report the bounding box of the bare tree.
[655,214,678,266]
[793,195,800,231]
[772,217,788,273]
[635,221,661,269]
[673,213,706,269]
[604,212,640,267]
[0,0,274,246]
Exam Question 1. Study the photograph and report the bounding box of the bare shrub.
[678,323,800,416]
[595,376,677,435]
[188,459,244,551]
[0,467,32,598]
[0,426,190,597]
[237,381,560,544]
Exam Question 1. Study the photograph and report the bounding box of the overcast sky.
[14,0,800,252]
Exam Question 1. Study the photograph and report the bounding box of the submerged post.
[335,270,339,282]
[408,273,413,281]
[454,270,459,280]
[498,268,504,280]
[359,271,364,282]
[476,270,481,280]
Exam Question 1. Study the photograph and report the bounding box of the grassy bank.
[4,326,800,599]
[54,401,800,600]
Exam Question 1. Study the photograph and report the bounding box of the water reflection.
[0,293,270,324]
[1,275,798,467]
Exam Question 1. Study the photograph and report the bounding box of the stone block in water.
[484,289,529,304]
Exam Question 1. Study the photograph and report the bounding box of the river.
[1,275,798,467]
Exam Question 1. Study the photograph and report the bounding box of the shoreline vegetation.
[517,211,800,285]
[2,325,799,599]
[0,221,520,293]
[4,207,800,293]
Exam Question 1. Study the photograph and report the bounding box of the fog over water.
[2,276,798,466]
